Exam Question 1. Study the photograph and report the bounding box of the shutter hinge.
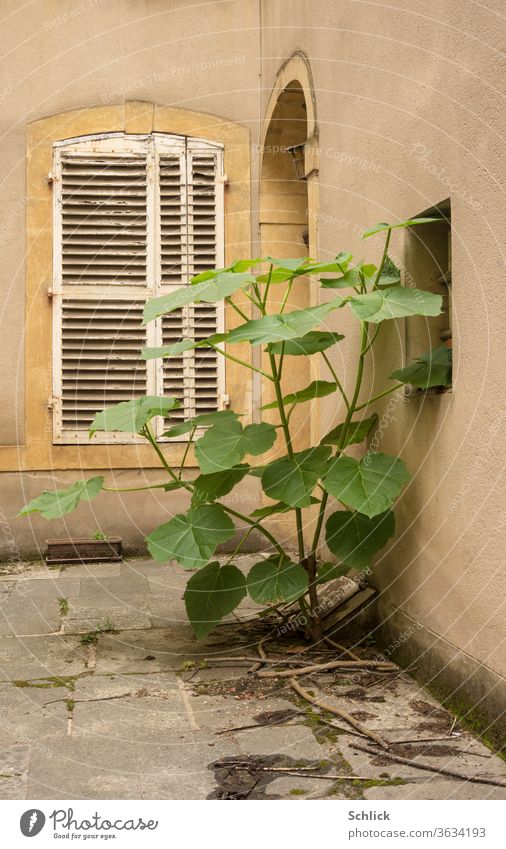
[219,393,230,409]
[46,172,54,186]
[47,394,57,411]
[47,288,54,299]
[218,174,229,187]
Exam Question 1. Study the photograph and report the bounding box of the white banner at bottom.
[1,798,504,848]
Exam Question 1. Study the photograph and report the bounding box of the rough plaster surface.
[0,558,504,801]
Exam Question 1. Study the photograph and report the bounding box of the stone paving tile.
[79,574,149,600]
[0,744,31,799]
[26,733,240,800]
[59,563,122,578]
[0,683,70,744]
[62,600,151,634]
[12,576,81,598]
[94,629,201,674]
[0,561,505,801]
[0,597,61,636]
[0,634,88,680]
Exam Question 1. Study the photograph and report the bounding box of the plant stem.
[222,525,255,567]
[178,425,197,478]
[142,424,287,557]
[102,483,171,493]
[373,229,391,289]
[321,351,350,409]
[279,277,294,313]
[268,350,305,562]
[355,383,404,411]
[221,505,286,558]
[310,321,370,556]
[208,343,273,381]
[225,296,249,323]
[362,323,381,355]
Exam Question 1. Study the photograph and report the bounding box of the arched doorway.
[260,54,319,453]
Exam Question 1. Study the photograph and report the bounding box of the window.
[51,132,225,444]
[403,199,452,391]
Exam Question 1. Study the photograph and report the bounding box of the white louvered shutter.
[52,133,224,444]
[155,137,225,431]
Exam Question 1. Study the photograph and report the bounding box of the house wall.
[0,0,265,554]
[259,0,506,743]
[0,0,504,740]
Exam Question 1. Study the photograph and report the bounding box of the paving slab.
[0,744,30,799]
[0,558,504,801]
[0,634,88,680]
[0,597,61,636]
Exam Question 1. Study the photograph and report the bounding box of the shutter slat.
[60,154,148,288]
[60,299,147,430]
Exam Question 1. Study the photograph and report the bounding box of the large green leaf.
[195,419,277,474]
[140,336,226,360]
[224,301,344,346]
[377,255,401,287]
[323,452,411,518]
[89,396,180,437]
[191,258,262,283]
[349,287,442,324]
[146,504,236,569]
[321,262,376,290]
[184,561,247,639]
[262,380,337,410]
[249,495,320,520]
[390,345,452,388]
[191,465,250,507]
[143,271,255,323]
[269,331,344,356]
[247,556,308,604]
[325,509,395,569]
[321,414,378,448]
[18,477,104,520]
[362,218,440,239]
[261,446,331,508]
[162,411,238,439]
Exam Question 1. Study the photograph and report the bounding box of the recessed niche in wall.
[403,198,452,393]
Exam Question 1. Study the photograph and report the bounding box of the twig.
[289,677,389,750]
[226,763,397,781]
[349,743,506,788]
[258,659,397,678]
[215,720,298,736]
[323,635,362,661]
[250,635,270,673]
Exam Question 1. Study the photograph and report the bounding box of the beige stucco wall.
[0,0,504,737]
[259,0,506,737]
[0,0,263,552]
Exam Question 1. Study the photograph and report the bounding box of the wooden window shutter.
[52,133,224,444]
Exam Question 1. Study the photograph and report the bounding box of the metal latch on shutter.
[219,393,230,409]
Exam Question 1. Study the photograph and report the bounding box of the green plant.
[19,217,448,642]
[80,620,116,645]
[93,530,109,541]
[57,597,69,616]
